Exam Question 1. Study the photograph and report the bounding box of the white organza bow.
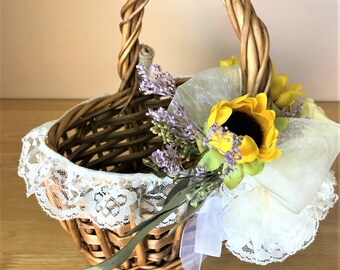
[171,66,340,267]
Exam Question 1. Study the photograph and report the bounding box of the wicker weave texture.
[45,0,271,269]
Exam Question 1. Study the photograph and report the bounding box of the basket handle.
[117,0,272,98]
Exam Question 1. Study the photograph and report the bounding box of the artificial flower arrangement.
[89,58,340,270]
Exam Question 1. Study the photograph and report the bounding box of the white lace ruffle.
[18,120,185,230]
[221,118,340,265]
[222,172,338,265]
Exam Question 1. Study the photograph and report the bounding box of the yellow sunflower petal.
[259,143,281,162]
[209,133,233,154]
[229,102,253,114]
[240,98,257,113]
[259,149,281,162]
[253,110,278,150]
[246,97,258,108]
[237,135,259,164]
[228,95,258,114]
[258,136,280,159]
[208,101,231,127]
[254,93,267,113]
[207,94,281,164]
[268,148,281,161]
[230,94,249,105]
[264,126,278,148]
[253,110,274,134]
[207,108,217,127]
[260,110,276,124]
[215,107,233,126]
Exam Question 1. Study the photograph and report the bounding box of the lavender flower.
[183,123,199,141]
[151,146,182,177]
[172,103,185,118]
[281,102,303,118]
[147,107,199,158]
[137,64,176,97]
[194,166,206,178]
[223,133,243,166]
[146,107,172,123]
[205,124,242,157]
[203,122,243,178]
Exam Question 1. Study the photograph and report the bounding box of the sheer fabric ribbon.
[175,66,340,267]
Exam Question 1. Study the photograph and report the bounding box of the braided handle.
[117,0,272,98]
[223,0,272,96]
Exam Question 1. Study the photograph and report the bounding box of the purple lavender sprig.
[147,107,200,158]
[203,122,243,178]
[151,146,182,177]
[223,133,243,167]
[204,123,242,160]
[194,166,206,179]
[137,64,176,97]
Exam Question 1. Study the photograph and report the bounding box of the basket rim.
[21,94,171,180]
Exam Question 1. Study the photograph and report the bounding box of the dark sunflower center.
[222,111,264,147]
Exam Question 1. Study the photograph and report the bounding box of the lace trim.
[18,120,186,230]
[223,172,338,265]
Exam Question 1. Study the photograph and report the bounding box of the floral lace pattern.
[222,172,338,265]
[18,120,185,230]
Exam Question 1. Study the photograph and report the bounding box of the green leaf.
[124,179,202,237]
[125,194,187,237]
[196,139,207,153]
[271,102,282,115]
[223,164,244,190]
[164,177,189,204]
[167,203,203,237]
[142,158,166,179]
[85,178,207,270]
[85,208,176,270]
[198,148,224,171]
[203,122,209,134]
[274,117,289,133]
[242,159,265,176]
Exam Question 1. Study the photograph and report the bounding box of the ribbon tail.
[180,216,204,270]
[180,195,224,270]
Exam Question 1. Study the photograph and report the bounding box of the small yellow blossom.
[270,65,305,108]
[220,55,239,67]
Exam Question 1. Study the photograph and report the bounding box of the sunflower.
[207,93,281,164]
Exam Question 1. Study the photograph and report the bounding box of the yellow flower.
[270,65,305,108]
[208,93,281,163]
[220,55,239,67]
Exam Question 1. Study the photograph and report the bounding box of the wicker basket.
[44,0,272,268]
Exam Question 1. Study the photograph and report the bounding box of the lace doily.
[18,119,185,230]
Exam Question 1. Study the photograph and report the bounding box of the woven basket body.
[45,0,272,268]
